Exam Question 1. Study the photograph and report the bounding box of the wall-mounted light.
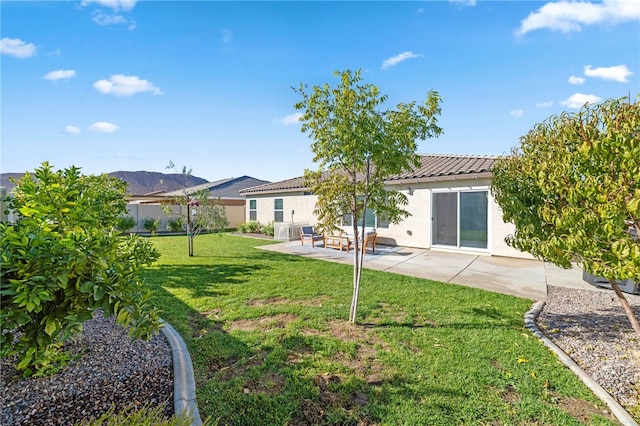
[407,187,414,195]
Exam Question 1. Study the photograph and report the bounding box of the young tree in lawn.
[163,163,228,255]
[194,196,229,234]
[1,163,160,376]
[294,69,443,324]
[163,162,202,256]
[491,95,640,336]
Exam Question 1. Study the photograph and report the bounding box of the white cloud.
[276,113,303,125]
[89,122,120,133]
[0,37,37,58]
[535,100,554,108]
[381,51,421,70]
[93,74,162,96]
[81,0,137,12]
[92,11,127,25]
[584,64,633,82]
[509,109,524,117]
[516,0,640,36]
[64,125,81,134]
[449,0,477,6]
[560,93,602,108]
[44,69,77,81]
[568,75,586,85]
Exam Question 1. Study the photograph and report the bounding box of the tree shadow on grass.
[144,263,270,299]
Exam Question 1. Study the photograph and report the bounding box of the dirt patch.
[228,313,299,332]
[247,297,289,306]
[242,371,286,396]
[209,350,269,382]
[301,320,392,385]
[365,302,438,328]
[188,311,224,339]
[288,344,315,365]
[501,384,520,405]
[288,374,375,426]
[246,295,332,307]
[555,396,619,424]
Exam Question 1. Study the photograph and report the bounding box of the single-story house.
[239,154,530,259]
[126,175,270,232]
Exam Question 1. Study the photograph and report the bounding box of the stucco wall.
[125,202,245,233]
[247,192,318,227]
[243,179,534,259]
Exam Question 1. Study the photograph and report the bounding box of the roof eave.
[384,171,493,185]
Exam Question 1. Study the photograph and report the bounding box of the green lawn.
[143,233,615,426]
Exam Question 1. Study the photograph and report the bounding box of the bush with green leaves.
[261,221,274,236]
[142,217,160,235]
[75,403,202,426]
[0,163,161,377]
[239,220,261,233]
[166,217,183,233]
[116,215,136,232]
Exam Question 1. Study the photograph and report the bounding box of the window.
[249,199,257,221]
[274,198,284,222]
[342,206,388,229]
[432,191,488,249]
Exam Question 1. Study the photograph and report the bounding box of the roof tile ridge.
[416,153,499,159]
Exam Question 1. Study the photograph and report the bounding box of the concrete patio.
[257,241,596,300]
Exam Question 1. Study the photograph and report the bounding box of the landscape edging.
[525,301,638,426]
[159,320,203,426]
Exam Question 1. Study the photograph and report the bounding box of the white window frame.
[249,199,257,221]
[274,198,284,222]
[431,187,491,252]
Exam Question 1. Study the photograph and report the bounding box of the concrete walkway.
[258,241,595,300]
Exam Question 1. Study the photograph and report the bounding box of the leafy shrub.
[0,163,160,377]
[78,405,197,426]
[166,218,183,233]
[261,221,274,236]
[116,215,136,232]
[236,221,263,233]
[75,402,202,426]
[247,221,262,233]
[142,217,160,234]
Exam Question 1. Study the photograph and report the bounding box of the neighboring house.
[126,176,270,232]
[239,154,529,259]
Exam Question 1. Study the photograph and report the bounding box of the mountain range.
[0,171,209,195]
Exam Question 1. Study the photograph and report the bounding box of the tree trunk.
[187,204,194,257]
[609,279,640,337]
[349,224,361,324]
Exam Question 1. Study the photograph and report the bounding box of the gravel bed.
[537,285,640,411]
[0,311,173,426]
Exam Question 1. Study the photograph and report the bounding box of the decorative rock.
[0,311,173,425]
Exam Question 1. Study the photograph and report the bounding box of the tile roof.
[240,154,497,194]
[386,153,497,182]
[163,176,271,198]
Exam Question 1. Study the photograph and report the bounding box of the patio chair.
[299,226,323,248]
[362,231,377,253]
[346,231,377,253]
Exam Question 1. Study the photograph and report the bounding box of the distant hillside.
[1,171,209,195]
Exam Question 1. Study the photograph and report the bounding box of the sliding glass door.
[432,191,488,249]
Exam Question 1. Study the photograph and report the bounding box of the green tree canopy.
[491,95,640,335]
[295,69,443,323]
[1,163,160,376]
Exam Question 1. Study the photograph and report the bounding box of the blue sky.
[2,0,638,183]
